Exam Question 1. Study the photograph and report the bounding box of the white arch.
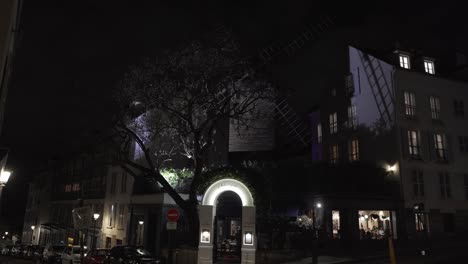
[202,178,254,207]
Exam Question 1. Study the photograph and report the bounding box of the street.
[0,256,35,264]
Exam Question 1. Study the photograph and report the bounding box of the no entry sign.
[166,208,180,222]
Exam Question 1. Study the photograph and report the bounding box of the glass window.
[404,91,416,117]
[330,144,339,164]
[424,60,435,74]
[117,204,125,229]
[412,170,424,197]
[332,211,341,239]
[399,54,410,69]
[454,100,465,118]
[348,105,357,129]
[317,123,322,143]
[434,134,447,160]
[439,172,451,199]
[415,213,425,231]
[429,96,440,120]
[459,136,468,153]
[349,138,359,161]
[358,210,393,240]
[329,113,338,134]
[408,130,420,158]
[108,204,115,227]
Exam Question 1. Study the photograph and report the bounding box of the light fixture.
[200,229,210,243]
[4,232,8,235]
[364,215,369,219]
[244,232,253,245]
[387,164,397,173]
[379,211,384,216]
[0,170,11,185]
[93,213,100,220]
[316,203,322,208]
[31,225,35,230]
[138,221,144,225]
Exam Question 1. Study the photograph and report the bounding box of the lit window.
[459,136,468,153]
[439,172,451,199]
[412,170,424,197]
[415,213,425,232]
[408,130,421,158]
[454,100,465,118]
[65,184,72,192]
[317,123,322,143]
[108,204,114,227]
[329,113,338,134]
[399,54,410,69]
[404,91,416,117]
[332,211,341,239]
[424,60,435,74]
[429,96,440,120]
[330,144,339,164]
[434,134,447,160]
[358,210,393,240]
[348,105,357,129]
[349,138,359,161]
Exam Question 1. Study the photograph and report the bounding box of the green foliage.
[161,168,193,187]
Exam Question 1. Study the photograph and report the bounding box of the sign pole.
[166,208,179,264]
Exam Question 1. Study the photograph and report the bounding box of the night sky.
[0,0,466,227]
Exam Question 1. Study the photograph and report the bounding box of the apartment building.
[309,45,468,240]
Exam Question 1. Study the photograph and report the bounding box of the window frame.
[330,144,339,164]
[348,138,359,162]
[348,105,357,130]
[434,133,447,161]
[439,172,451,199]
[412,170,424,198]
[408,130,421,158]
[423,59,435,74]
[404,91,416,117]
[399,54,410,69]
[329,113,338,134]
[429,96,440,120]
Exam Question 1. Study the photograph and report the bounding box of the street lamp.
[30,225,35,245]
[4,231,8,235]
[0,170,11,186]
[138,221,144,245]
[311,202,323,264]
[92,213,100,249]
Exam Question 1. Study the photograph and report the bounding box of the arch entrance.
[198,179,256,264]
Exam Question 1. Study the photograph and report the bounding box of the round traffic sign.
[166,208,180,222]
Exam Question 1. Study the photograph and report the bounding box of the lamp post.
[30,225,35,245]
[311,202,323,264]
[93,213,100,250]
[138,221,144,245]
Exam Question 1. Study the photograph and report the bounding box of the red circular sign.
[166,208,180,222]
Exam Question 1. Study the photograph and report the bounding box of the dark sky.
[0,0,467,225]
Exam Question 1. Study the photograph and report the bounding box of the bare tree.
[113,30,274,245]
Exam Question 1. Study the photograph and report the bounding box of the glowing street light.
[31,225,35,230]
[92,213,100,249]
[0,170,11,186]
[138,221,144,225]
[4,231,8,235]
[93,213,100,220]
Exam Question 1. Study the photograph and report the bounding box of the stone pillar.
[241,206,256,264]
[198,205,214,264]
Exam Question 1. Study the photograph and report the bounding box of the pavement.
[0,256,35,264]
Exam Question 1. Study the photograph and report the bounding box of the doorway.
[214,191,242,263]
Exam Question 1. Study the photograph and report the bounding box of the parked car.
[84,249,110,264]
[43,244,66,264]
[11,244,25,257]
[109,246,161,264]
[61,245,88,264]
[1,245,13,255]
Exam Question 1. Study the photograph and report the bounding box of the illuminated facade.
[309,45,468,240]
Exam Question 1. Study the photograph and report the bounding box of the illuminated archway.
[198,178,256,264]
[202,178,254,207]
